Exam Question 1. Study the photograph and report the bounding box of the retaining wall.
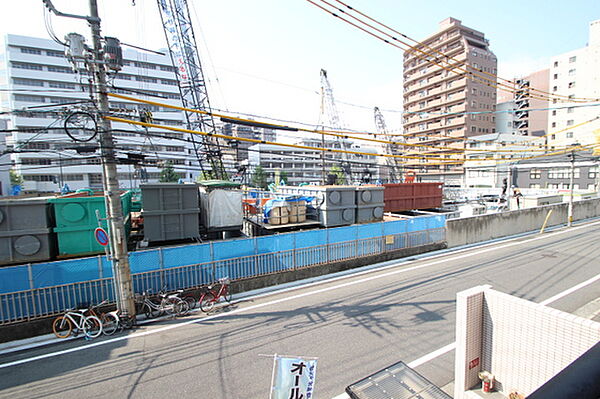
[446,198,600,248]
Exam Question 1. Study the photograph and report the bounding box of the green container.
[130,189,142,212]
[49,191,131,256]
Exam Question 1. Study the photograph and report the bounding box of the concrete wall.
[454,286,600,398]
[446,197,600,247]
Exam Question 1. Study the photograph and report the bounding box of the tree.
[251,165,268,189]
[9,169,24,187]
[195,171,213,182]
[159,161,180,182]
[328,165,346,185]
[279,170,289,185]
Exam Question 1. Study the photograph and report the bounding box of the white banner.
[270,356,317,399]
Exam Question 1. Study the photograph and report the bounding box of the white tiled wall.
[455,286,600,398]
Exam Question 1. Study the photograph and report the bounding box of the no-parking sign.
[94,227,109,246]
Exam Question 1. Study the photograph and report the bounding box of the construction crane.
[374,106,402,183]
[319,69,353,184]
[156,0,228,180]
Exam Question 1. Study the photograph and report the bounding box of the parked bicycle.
[98,307,135,335]
[52,307,103,339]
[199,277,232,313]
[135,289,189,319]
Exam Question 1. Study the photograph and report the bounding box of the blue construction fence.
[0,215,445,324]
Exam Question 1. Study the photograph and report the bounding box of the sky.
[1,0,599,136]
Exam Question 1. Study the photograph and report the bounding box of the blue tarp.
[0,216,444,295]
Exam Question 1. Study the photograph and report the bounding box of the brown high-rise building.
[402,18,497,186]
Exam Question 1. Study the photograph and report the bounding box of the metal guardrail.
[0,228,445,325]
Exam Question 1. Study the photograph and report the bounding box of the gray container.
[0,198,55,265]
[140,183,199,212]
[199,189,243,231]
[279,185,356,209]
[0,228,54,265]
[317,205,357,227]
[142,209,200,242]
[355,186,384,206]
[0,198,53,232]
[356,204,385,223]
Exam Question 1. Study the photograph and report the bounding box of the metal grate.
[346,361,452,399]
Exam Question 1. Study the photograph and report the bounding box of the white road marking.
[1,220,599,371]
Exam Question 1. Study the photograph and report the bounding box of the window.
[13,78,44,87]
[568,82,576,88]
[552,110,557,116]
[530,169,541,179]
[418,101,425,109]
[12,62,42,70]
[471,87,477,95]
[14,94,45,103]
[553,61,558,67]
[567,107,574,113]
[49,82,76,89]
[23,175,55,182]
[567,120,574,126]
[552,86,557,92]
[529,184,541,189]
[471,126,477,132]
[47,65,72,73]
[46,50,65,58]
[551,122,556,128]
[20,47,41,55]
[553,73,558,79]
[566,132,573,138]
[569,56,576,63]
[159,65,175,72]
[21,158,52,165]
[551,134,556,140]
[64,174,84,181]
[133,61,156,70]
[589,166,598,179]
[136,76,158,83]
[568,69,576,76]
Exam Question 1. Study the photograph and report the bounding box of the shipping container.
[383,183,443,213]
[0,198,55,264]
[49,190,131,256]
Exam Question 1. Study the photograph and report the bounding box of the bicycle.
[199,277,232,313]
[98,308,135,335]
[52,307,103,339]
[136,289,188,319]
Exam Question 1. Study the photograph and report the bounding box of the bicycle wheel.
[142,303,155,319]
[101,313,119,336]
[199,292,216,313]
[177,298,190,316]
[162,297,180,315]
[183,295,197,310]
[223,287,232,303]
[83,315,102,339]
[52,316,73,339]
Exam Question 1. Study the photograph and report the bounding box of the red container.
[383,183,443,212]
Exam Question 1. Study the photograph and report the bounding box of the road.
[1,220,599,399]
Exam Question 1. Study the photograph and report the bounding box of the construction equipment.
[374,106,402,183]
[156,0,228,180]
[319,69,353,183]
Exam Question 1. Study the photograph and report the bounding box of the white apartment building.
[248,138,380,185]
[0,34,211,193]
[548,19,600,149]
[463,133,542,188]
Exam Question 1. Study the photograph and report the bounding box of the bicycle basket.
[218,277,230,285]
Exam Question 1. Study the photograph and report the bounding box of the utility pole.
[568,149,575,227]
[88,0,135,319]
[43,0,136,320]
